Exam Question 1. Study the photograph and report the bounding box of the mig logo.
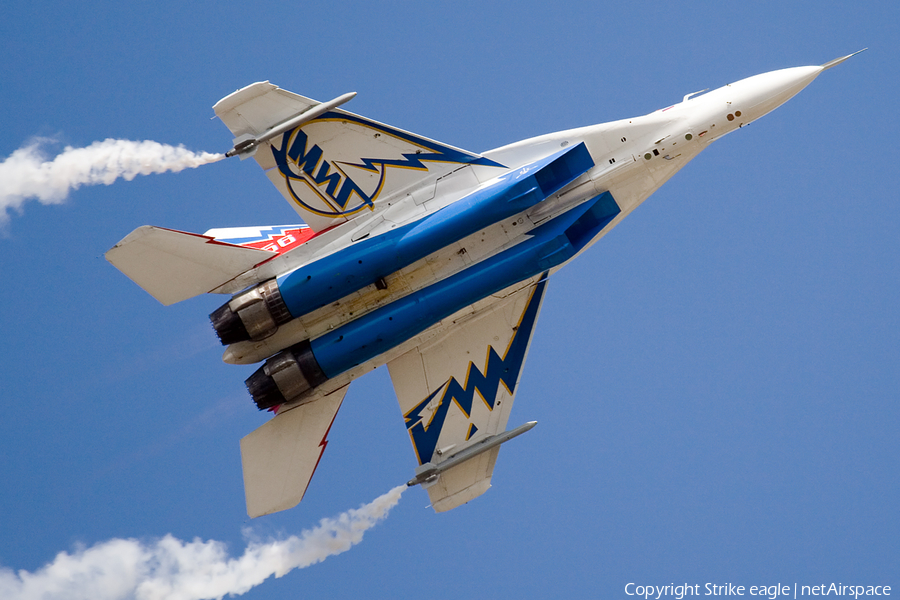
[269,112,503,219]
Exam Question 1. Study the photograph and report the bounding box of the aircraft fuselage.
[218,65,828,412]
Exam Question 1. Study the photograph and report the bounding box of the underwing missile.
[225,92,357,158]
[407,421,538,487]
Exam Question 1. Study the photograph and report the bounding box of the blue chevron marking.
[403,276,548,464]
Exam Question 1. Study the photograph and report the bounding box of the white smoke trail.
[0,137,224,222]
[0,485,405,600]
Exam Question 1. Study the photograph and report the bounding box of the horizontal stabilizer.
[241,387,347,518]
[105,226,275,305]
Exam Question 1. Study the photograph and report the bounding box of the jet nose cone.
[734,65,823,122]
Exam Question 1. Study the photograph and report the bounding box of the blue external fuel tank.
[275,142,595,319]
[209,143,595,346]
[246,190,621,409]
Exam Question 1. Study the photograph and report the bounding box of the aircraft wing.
[387,276,549,512]
[213,82,504,232]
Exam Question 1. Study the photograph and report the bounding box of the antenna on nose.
[682,89,709,103]
[821,48,867,71]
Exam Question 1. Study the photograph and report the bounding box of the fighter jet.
[106,51,863,518]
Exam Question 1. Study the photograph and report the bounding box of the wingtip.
[821,48,868,71]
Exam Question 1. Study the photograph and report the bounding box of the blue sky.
[1,1,897,598]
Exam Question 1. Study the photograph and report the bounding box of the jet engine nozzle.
[245,340,328,410]
[210,279,293,345]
